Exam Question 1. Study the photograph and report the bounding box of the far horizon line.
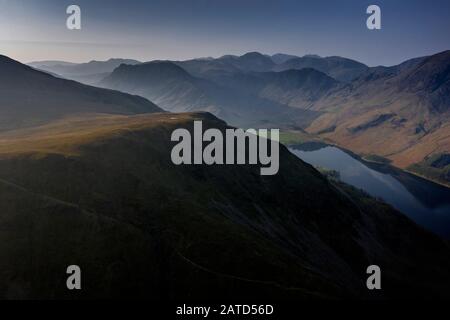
[22,48,450,68]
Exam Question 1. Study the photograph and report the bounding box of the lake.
[289,143,450,239]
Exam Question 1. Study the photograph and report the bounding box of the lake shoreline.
[287,140,450,190]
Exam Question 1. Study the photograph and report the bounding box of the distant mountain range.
[174,52,367,82]
[27,53,368,124]
[29,58,142,85]
[98,60,320,128]
[27,50,450,185]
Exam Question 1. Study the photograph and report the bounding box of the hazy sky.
[0,0,449,66]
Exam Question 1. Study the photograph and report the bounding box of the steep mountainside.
[208,68,341,109]
[307,50,450,171]
[0,112,449,299]
[0,55,161,131]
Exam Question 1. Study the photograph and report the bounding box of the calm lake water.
[289,143,450,239]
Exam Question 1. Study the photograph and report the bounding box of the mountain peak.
[121,60,191,77]
[102,60,194,93]
[216,52,276,72]
[241,51,266,58]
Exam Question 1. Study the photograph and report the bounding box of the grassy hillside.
[0,112,449,299]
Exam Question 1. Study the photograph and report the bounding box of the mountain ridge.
[0,55,161,132]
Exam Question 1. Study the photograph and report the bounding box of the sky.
[0,0,449,66]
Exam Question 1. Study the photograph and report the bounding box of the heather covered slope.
[0,55,161,132]
[0,112,449,299]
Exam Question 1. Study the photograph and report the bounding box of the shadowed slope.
[0,55,161,132]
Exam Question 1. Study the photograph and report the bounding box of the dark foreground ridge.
[0,112,449,299]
